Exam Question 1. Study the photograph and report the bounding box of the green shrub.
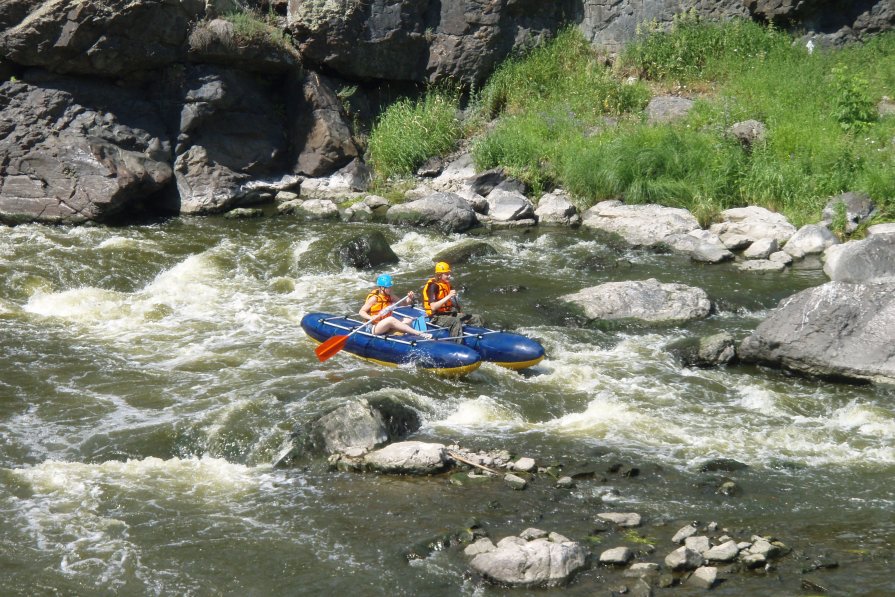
[830,65,877,131]
[367,91,462,180]
[480,27,649,122]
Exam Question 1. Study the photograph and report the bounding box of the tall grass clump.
[472,111,579,195]
[480,27,650,122]
[223,10,292,50]
[621,10,790,83]
[367,91,462,180]
[560,125,746,225]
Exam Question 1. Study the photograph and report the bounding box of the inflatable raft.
[301,308,545,375]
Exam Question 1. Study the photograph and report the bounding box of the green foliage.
[829,200,848,239]
[830,65,876,131]
[559,125,745,225]
[621,11,790,82]
[480,27,650,122]
[223,9,292,50]
[367,91,462,180]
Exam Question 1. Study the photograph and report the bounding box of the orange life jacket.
[423,277,453,316]
[365,288,392,316]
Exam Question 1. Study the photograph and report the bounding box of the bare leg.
[373,315,432,339]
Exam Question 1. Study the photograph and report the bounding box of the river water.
[0,216,893,596]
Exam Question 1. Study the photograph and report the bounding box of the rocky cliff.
[1,0,892,224]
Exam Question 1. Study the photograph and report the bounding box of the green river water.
[0,216,893,596]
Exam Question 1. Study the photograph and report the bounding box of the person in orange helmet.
[422,262,483,338]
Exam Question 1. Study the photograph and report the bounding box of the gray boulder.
[737,259,786,273]
[336,231,399,269]
[821,191,875,233]
[313,399,388,455]
[386,192,477,233]
[743,237,778,260]
[728,119,766,148]
[432,239,498,265]
[738,281,895,383]
[867,223,895,237]
[485,188,535,222]
[665,546,704,571]
[709,206,796,245]
[600,547,633,565]
[172,65,290,214]
[364,441,447,475]
[0,79,172,224]
[469,535,587,588]
[823,233,895,284]
[646,95,694,124]
[535,191,581,226]
[563,279,712,324]
[582,201,700,247]
[783,224,838,259]
[664,233,734,263]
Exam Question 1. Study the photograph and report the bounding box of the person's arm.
[430,288,457,312]
[359,295,377,321]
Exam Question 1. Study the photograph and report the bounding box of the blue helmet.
[376,274,393,288]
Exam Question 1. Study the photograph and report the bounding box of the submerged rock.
[336,230,399,269]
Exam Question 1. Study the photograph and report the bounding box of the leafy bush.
[367,92,462,180]
[830,65,876,131]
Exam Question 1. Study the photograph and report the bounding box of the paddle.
[314,295,410,362]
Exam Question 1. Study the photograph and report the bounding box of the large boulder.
[312,399,389,455]
[581,200,700,247]
[709,206,797,245]
[562,279,712,324]
[432,239,498,265]
[386,192,477,233]
[823,234,895,284]
[738,281,895,383]
[0,79,172,224]
[286,0,576,86]
[821,191,876,233]
[469,535,587,588]
[783,224,839,259]
[535,191,581,227]
[0,0,204,76]
[337,231,399,269]
[485,188,535,222]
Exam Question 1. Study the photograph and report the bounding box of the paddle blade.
[411,316,427,332]
[315,334,348,362]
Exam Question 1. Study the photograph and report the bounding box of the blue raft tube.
[301,312,483,376]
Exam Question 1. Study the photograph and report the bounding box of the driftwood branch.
[447,450,501,476]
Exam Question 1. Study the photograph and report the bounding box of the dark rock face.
[290,73,359,177]
[168,65,291,214]
[0,78,172,224]
[287,0,578,85]
[745,0,894,41]
[739,281,895,384]
[0,0,205,76]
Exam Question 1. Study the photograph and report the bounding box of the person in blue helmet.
[359,274,432,338]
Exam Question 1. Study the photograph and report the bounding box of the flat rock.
[562,279,711,324]
[364,441,446,475]
[582,201,700,247]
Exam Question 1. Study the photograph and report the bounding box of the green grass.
[367,18,895,227]
[223,10,292,51]
[367,91,463,180]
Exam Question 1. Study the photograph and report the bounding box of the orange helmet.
[434,261,451,274]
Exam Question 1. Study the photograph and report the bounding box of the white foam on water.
[435,395,525,429]
[734,385,782,415]
[97,236,142,250]
[25,287,129,322]
[826,402,895,438]
[5,457,280,591]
